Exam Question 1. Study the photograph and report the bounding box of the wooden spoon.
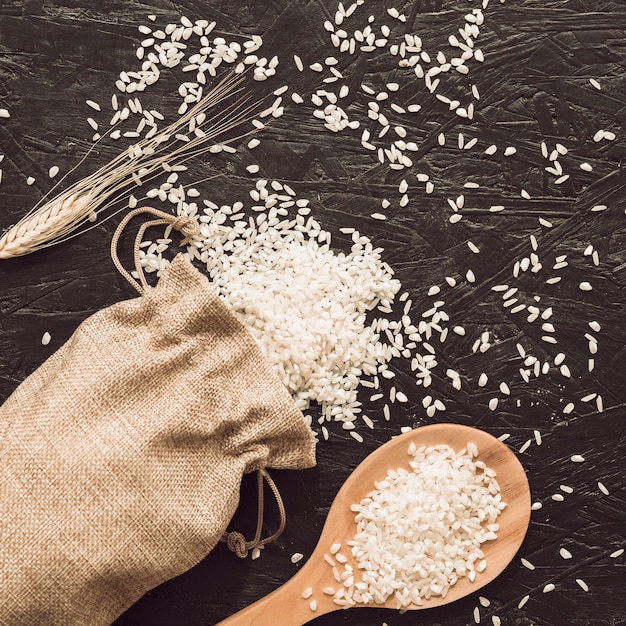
[217,423,531,625]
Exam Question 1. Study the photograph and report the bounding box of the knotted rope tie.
[171,214,200,246]
[111,206,200,295]
[226,531,250,559]
[221,469,287,559]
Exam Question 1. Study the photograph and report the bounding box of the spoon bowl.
[217,423,531,625]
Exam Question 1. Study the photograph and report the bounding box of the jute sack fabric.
[0,208,317,625]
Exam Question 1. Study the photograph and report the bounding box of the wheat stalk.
[0,70,265,259]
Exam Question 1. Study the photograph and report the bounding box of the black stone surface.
[1,1,625,625]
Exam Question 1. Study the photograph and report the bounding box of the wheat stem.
[0,70,265,259]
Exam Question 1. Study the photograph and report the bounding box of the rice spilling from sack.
[141,186,404,430]
[331,442,506,608]
[195,201,401,426]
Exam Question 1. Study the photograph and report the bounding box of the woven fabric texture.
[0,253,316,625]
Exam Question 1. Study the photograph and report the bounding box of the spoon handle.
[215,575,326,626]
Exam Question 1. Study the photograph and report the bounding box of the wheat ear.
[0,190,98,259]
[0,70,265,259]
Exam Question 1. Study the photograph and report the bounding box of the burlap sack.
[0,208,317,625]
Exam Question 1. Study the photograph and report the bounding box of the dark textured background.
[1,1,625,625]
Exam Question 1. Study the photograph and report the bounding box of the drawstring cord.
[111,207,288,558]
[221,469,287,559]
[110,206,200,295]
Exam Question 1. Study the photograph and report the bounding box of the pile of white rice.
[141,181,407,434]
[325,441,506,609]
